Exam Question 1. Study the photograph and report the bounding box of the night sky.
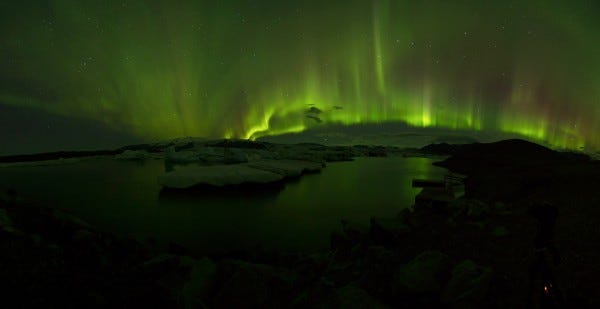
[1,0,599,152]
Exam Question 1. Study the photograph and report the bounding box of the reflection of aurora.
[1,1,598,149]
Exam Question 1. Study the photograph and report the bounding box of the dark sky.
[0,104,141,155]
[1,0,599,153]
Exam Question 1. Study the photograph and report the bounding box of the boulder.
[0,208,18,234]
[370,217,410,244]
[491,226,509,237]
[337,285,390,309]
[291,277,338,308]
[441,260,492,306]
[141,254,217,308]
[213,260,295,308]
[391,251,451,295]
[71,229,95,242]
[330,230,353,255]
[466,200,492,219]
[50,209,94,231]
[360,246,400,297]
[0,189,18,205]
[290,253,330,285]
[341,220,369,243]
[182,257,218,308]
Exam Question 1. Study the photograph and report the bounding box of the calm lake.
[0,156,447,253]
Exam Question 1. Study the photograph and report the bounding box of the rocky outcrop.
[433,139,572,174]
[441,260,492,306]
[391,251,451,296]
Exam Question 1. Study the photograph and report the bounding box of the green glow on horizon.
[1,1,599,149]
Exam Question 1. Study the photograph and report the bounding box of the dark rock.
[441,260,492,306]
[396,208,416,227]
[71,229,95,242]
[290,253,329,285]
[141,254,217,308]
[414,187,455,211]
[291,277,338,308]
[212,260,296,308]
[337,284,390,309]
[0,188,18,205]
[359,246,400,299]
[369,217,410,245]
[491,226,509,237]
[330,230,353,256]
[466,200,492,219]
[182,257,218,308]
[341,220,368,243]
[0,208,18,234]
[391,251,451,296]
[169,242,192,256]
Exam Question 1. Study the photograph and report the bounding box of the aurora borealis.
[1,1,599,150]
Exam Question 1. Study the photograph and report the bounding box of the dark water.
[0,157,446,253]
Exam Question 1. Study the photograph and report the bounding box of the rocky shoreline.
[1,139,597,307]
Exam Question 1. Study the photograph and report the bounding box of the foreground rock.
[441,260,492,306]
[391,251,451,297]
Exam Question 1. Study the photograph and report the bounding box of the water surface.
[0,157,446,253]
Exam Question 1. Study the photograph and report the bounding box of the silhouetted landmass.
[435,139,570,172]
[419,142,461,155]
[208,139,270,150]
[0,149,122,163]
[0,143,169,163]
[432,139,599,306]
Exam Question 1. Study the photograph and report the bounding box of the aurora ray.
[1,0,599,150]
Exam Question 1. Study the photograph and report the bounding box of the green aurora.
[1,0,599,149]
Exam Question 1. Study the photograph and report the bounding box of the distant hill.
[432,139,589,174]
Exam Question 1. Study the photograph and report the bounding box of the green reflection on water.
[0,156,446,253]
